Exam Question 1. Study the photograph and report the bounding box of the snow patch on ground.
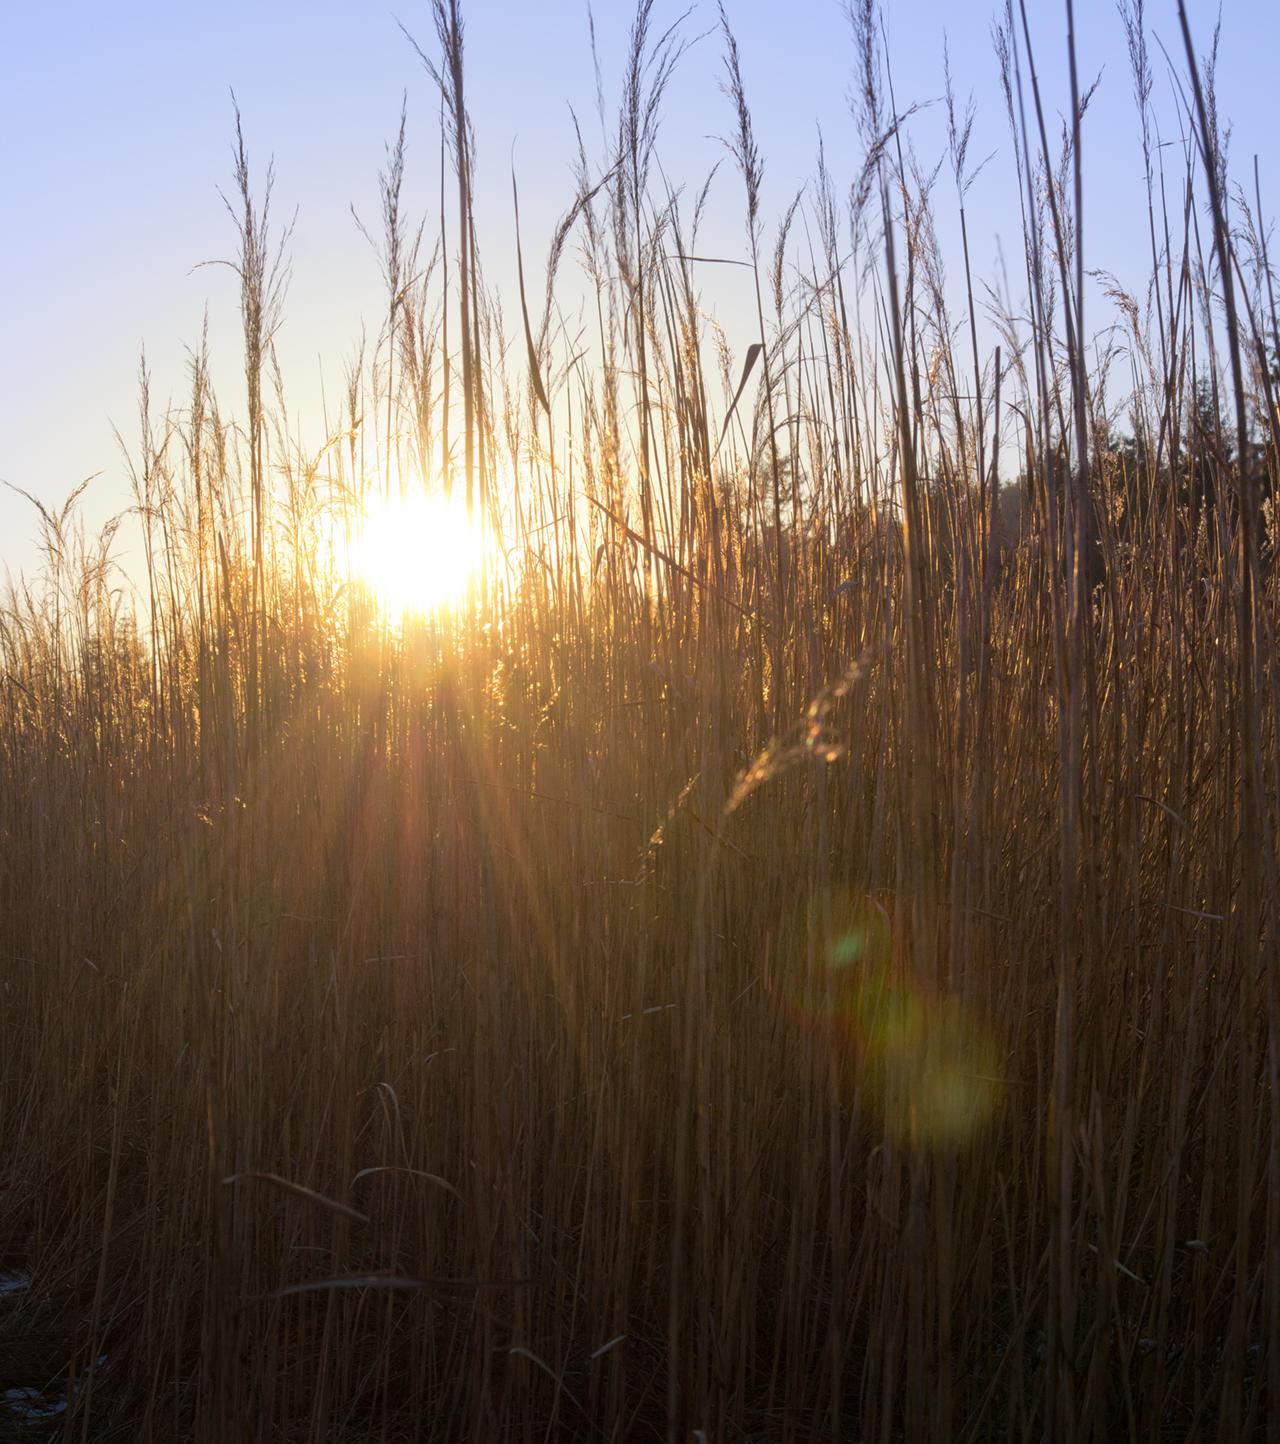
[3,1386,67,1420]
[0,1268,31,1298]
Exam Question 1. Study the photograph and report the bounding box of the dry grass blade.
[222,1172,370,1225]
[270,1273,530,1299]
[508,1346,589,1421]
[511,169,551,416]
[589,1334,628,1360]
[715,340,762,455]
[350,1166,463,1200]
[585,492,755,618]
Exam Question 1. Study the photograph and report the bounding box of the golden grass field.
[2,1,1279,1438]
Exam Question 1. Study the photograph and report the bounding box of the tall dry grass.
[2,1,1279,1439]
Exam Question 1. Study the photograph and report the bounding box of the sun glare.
[347,490,484,616]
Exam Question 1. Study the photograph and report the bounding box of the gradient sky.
[2,0,1277,583]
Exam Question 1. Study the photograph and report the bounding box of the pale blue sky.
[2,0,1276,581]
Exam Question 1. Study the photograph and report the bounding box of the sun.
[347,490,484,616]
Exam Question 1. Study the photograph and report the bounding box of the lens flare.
[768,891,1003,1149]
